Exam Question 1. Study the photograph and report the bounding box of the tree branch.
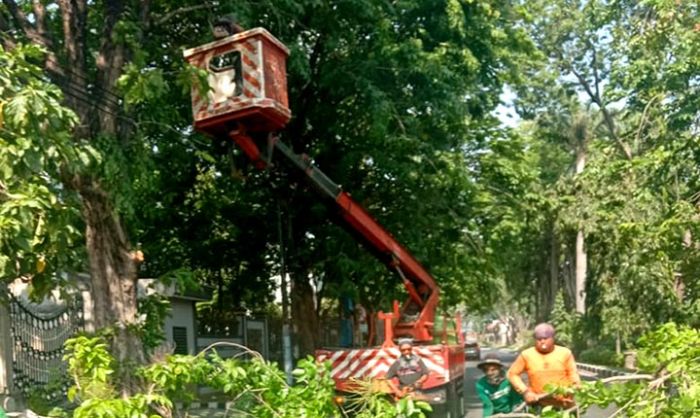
[57,0,76,64]
[55,0,88,71]
[95,0,127,135]
[599,374,654,384]
[2,0,69,92]
[2,0,47,46]
[32,0,48,40]
[568,64,632,159]
[2,0,31,33]
[0,12,17,50]
[589,41,601,100]
[635,94,662,145]
[139,0,151,31]
[154,4,215,26]
[55,0,90,133]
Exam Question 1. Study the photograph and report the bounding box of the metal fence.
[8,292,84,402]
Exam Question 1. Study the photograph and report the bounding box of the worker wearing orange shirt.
[507,323,580,410]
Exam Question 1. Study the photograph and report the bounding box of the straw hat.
[477,353,504,369]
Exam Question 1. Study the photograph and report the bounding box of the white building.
[137,279,212,355]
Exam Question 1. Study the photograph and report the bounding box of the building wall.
[164,299,196,355]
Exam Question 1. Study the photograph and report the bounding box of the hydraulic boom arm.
[230,129,439,344]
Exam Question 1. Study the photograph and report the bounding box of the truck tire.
[432,380,462,418]
[452,376,464,417]
[446,379,460,418]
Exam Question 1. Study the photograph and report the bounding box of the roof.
[137,278,212,302]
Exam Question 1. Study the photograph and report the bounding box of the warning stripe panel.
[242,87,258,99]
[337,349,377,379]
[243,71,262,90]
[344,351,396,379]
[326,348,447,380]
[242,53,258,70]
[241,41,257,53]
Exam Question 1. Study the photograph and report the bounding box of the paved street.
[463,347,616,418]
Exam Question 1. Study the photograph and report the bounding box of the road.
[463,347,616,418]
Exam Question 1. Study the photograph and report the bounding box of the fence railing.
[8,292,84,402]
[576,362,632,379]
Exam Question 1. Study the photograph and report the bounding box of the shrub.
[573,323,700,418]
[61,336,430,418]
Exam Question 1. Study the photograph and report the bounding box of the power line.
[42,60,124,108]
[10,27,131,105]
[62,84,214,149]
[1,83,212,152]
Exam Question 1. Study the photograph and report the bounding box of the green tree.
[261,0,535,354]
[130,0,537,356]
[0,44,88,293]
[0,0,213,376]
[509,0,700,348]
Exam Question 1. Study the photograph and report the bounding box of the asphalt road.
[463,347,616,418]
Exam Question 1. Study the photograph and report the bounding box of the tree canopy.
[1,2,699,408]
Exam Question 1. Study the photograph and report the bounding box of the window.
[207,50,243,103]
[173,326,189,355]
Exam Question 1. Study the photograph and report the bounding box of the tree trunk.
[79,178,145,389]
[290,273,318,357]
[2,0,152,393]
[574,146,587,314]
[536,272,545,322]
[564,251,576,305]
[575,229,587,314]
[548,223,560,317]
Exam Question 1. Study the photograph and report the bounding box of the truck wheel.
[452,377,464,417]
[446,380,460,418]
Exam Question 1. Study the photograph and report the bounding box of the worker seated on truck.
[476,354,522,417]
[507,323,581,410]
[385,339,429,399]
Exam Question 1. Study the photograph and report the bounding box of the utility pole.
[277,202,294,384]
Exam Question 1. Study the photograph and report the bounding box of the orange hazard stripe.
[243,72,262,90]
[242,41,257,54]
[242,53,258,70]
[243,87,258,98]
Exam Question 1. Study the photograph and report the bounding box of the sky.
[494,85,519,128]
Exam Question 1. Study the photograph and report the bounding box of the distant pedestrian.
[507,323,580,410]
[476,354,522,417]
[497,321,508,346]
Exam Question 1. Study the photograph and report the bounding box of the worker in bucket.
[385,339,429,399]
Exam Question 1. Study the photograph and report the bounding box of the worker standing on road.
[476,354,522,417]
[507,323,581,410]
[385,339,429,399]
